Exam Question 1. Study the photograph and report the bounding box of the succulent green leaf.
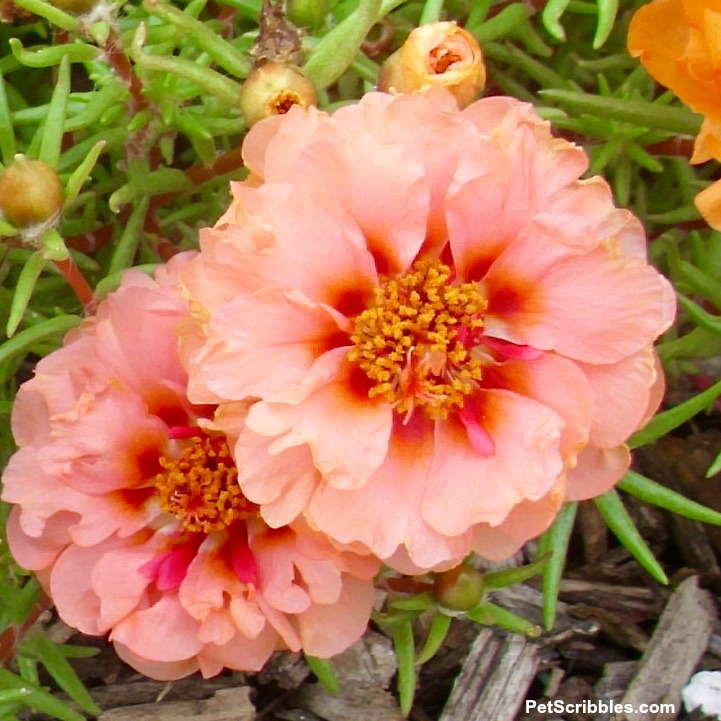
[592,0,619,49]
[466,602,541,637]
[629,378,721,449]
[594,489,668,584]
[303,0,382,89]
[7,252,45,338]
[131,23,242,106]
[483,553,551,591]
[108,198,150,276]
[473,4,533,42]
[389,592,435,612]
[304,655,339,694]
[0,315,80,370]
[391,618,416,717]
[0,670,85,721]
[9,39,98,68]
[40,229,70,262]
[419,0,444,24]
[541,0,572,41]
[143,0,252,77]
[38,55,71,168]
[539,90,703,136]
[415,612,452,666]
[19,632,100,715]
[0,71,16,165]
[620,470,721,524]
[537,502,577,630]
[9,0,80,30]
[64,141,106,206]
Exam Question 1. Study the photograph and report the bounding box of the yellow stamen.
[155,436,255,533]
[348,260,487,419]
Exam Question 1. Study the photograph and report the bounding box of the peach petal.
[297,575,374,658]
[423,390,564,535]
[484,244,675,363]
[308,418,473,569]
[199,624,279,673]
[91,545,156,628]
[565,445,631,501]
[246,354,393,490]
[471,476,565,560]
[236,427,317,527]
[110,593,204,663]
[50,539,127,635]
[287,126,431,273]
[480,354,593,457]
[5,507,71,572]
[242,104,326,183]
[578,348,657,449]
[114,642,201,681]
[199,290,348,402]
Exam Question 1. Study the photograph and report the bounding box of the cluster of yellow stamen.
[155,436,255,533]
[348,260,487,420]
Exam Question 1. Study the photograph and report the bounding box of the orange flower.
[379,22,485,109]
[628,0,721,228]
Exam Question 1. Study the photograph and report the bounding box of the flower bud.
[0,156,64,228]
[239,61,318,128]
[433,563,484,611]
[287,0,328,29]
[379,22,486,109]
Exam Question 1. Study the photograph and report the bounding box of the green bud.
[239,61,317,128]
[433,563,485,612]
[0,156,64,229]
[287,0,329,29]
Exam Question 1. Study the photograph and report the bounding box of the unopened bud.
[239,61,317,127]
[0,156,64,228]
[379,22,486,109]
[49,0,97,14]
[287,0,328,29]
[433,563,484,611]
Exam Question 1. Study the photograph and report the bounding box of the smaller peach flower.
[628,0,721,229]
[379,22,485,109]
[1,254,377,681]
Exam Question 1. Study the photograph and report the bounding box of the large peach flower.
[628,0,721,228]
[181,91,675,572]
[1,255,377,681]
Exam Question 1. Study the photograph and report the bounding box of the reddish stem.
[54,258,95,309]
[0,593,53,669]
[103,30,149,114]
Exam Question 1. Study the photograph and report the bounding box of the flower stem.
[53,258,95,308]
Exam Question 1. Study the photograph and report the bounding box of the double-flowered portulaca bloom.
[180,90,675,573]
[1,256,377,680]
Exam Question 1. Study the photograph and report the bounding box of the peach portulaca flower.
[379,22,486,109]
[1,254,377,681]
[181,90,675,573]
